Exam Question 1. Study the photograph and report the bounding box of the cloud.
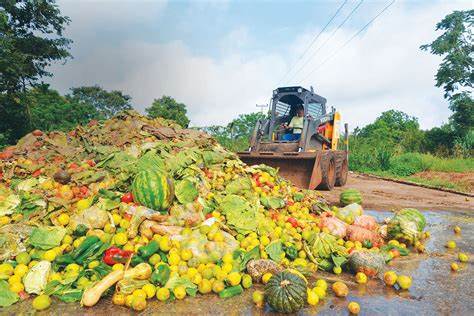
[49,0,469,130]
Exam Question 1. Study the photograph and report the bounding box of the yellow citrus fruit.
[112,293,126,306]
[383,271,398,286]
[312,286,326,299]
[131,297,147,311]
[173,286,187,300]
[307,288,319,306]
[57,213,70,226]
[332,281,348,297]
[348,301,360,314]
[262,272,273,284]
[252,290,265,307]
[14,264,28,277]
[226,272,241,286]
[32,295,51,311]
[451,262,459,272]
[355,272,367,284]
[198,279,212,294]
[396,275,412,290]
[142,283,156,298]
[156,287,170,301]
[315,279,328,291]
[446,240,456,249]
[458,253,468,263]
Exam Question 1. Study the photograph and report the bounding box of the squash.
[340,189,362,206]
[132,170,174,213]
[265,270,307,313]
[348,250,385,277]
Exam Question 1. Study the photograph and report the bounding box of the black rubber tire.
[317,152,336,191]
[335,152,348,187]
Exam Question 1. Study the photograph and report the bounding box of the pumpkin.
[265,270,307,313]
[132,170,174,213]
[340,189,362,206]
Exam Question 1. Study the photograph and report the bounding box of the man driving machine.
[282,104,304,141]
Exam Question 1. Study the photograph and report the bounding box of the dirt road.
[324,172,473,212]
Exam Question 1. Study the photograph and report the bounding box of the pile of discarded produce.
[0,111,430,313]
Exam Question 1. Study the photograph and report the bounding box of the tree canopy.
[145,96,190,128]
[67,86,132,119]
[421,10,473,137]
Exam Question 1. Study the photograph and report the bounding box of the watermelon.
[340,189,362,206]
[132,170,174,213]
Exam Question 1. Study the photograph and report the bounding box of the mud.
[325,173,473,212]
[3,209,473,315]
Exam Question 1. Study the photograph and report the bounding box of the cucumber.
[219,285,243,299]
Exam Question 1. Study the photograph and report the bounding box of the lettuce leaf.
[28,227,66,250]
[175,179,198,204]
[265,241,283,262]
[219,195,257,234]
[0,280,19,307]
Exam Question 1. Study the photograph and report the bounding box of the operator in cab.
[282,104,304,141]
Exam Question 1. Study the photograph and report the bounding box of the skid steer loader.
[238,86,348,190]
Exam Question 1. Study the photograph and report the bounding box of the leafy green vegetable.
[137,150,166,172]
[219,195,258,234]
[28,227,67,250]
[225,177,252,195]
[0,194,20,216]
[265,241,284,262]
[0,280,19,307]
[24,261,51,294]
[234,246,261,271]
[260,196,285,209]
[15,178,38,191]
[175,179,199,204]
[165,275,198,297]
[44,280,83,302]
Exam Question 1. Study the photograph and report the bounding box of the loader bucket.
[238,151,322,189]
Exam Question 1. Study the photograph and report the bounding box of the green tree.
[28,84,98,132]
[146,96,190,128]
[421,10,473,136]
[0,0,71,145]
[67,86,132,119]
[228,112,266,139]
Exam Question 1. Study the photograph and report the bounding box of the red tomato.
[32,169,42,177]
[80,186,89,196]
[86,159,96,167]
[287,200,294,206]
[0,172,3,180]
[32,130,43,137]
[205,213,213,219]
[123,213,132,221]
[121,192,134,203]
[287,217,299,228]
[69,162,79,169]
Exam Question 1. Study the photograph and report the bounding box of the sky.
[48,0,472,130]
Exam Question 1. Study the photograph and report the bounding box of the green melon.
[340,188,362,206]
[132,170,174,213]
[265,270,307,313]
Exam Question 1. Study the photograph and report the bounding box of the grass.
[350,151,473,193]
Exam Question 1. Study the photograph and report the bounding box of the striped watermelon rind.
[132,170,174,213]
[340,189,362,206]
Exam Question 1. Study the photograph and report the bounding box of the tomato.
[0,172,3,180]
[32,169,42,177]
[33,141,43,148]
[0,151,13,160]
[79,186,89,196]
[205,213,213,219]
[121,192,134,203]
[287,217,299,228]
[68,162,79,170]
[287,200,295,206]
[86,159,96,167]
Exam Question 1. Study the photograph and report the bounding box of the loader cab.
[270,86,327,141]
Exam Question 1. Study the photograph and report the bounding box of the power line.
[286,0,364,85]
[276,0,348,86]
[299,0,396,85]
